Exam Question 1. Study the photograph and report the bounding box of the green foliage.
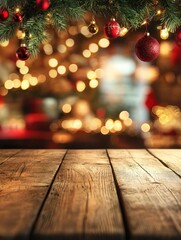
[160,0,181,32]
[0,0,180,57]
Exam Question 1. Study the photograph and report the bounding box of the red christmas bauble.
[174,26,181,47]
[36,0,50,11]
[13,12,23,23]
[0,8,9,21]
[104,18,120,39]
[16,46,30,61]
[135,34,160,62]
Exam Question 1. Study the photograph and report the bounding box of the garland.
[0,0,181,57]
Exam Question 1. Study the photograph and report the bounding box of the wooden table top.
[0,149,180,240]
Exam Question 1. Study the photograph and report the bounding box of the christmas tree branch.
[0,0,180,57]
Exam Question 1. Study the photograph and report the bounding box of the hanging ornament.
[36,0,50,11]
[0,8,9,21]
[104,18,120,39]
[16,44,30,61]
[13,12,23,23]
[135,33,160,62]
[88,19,99,35]
[174,26,181,47]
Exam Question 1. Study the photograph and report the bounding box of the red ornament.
[16,46,30,61]
[36,0,50,11]
[104,18,120,39]
[0,8,9,21]
[13,12,23,23]
[135,34,160,62]
[174,26,181,47]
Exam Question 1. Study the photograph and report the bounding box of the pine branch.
[0,0,180,57]
[159,0,181,32]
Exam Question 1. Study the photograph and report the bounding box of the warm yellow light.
[48,58,58,68]
[38,74,46,83]
[141,20,147,25]
[76,81,86,92]
[15,8,20,13]
[49,69,58,78]
[160,27,169,40]
[4,80,14,90]
[43,44,53,55]
[57,65,66,75]
[120,27,128,37]
[141,123,150,133]
[68,26,78,35]
[124,118,133,127]
[0,40,9,47]
[114,120,122,131]
[105,119,114,130]
[69,64,78,73]
[80,26,90,37]
[89,118,102,131]
[23,74,32,80]
[73,119,82,129]
[82,49,91,58]
[57,44,67,53]
[21,80,30,90]
[156,9,162,15]
[19,66,29,75]
[160,41,172,56]
[89,43,99,53]
[0,88,8,96]
[119,111,129,120]
[89,79,99,88]
[62,104,72,113]
[101,126,109,135]
[95,68,104,78]
[16,30,25,39]
[16,60,25,68]
[29,77,38,86]
[98,38,110,48]
[87,70,96,79]
[13,79,21,88]
[65,38,75,47]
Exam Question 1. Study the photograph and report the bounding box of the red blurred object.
[13,12,23,23]
[16,46,30,60]
[25,113,50,131]
[170,43,181,65]
[0,8,9,21]
[36,0,50,11]
[145,90,158,110]
[175,26,181,47]
[96,108,106,118]
[104,18,120,39]
[135,34,160,62]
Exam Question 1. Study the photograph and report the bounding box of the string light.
[156,9,162,15]
[120,27,128,37]
[141,20,148,25]
[160,25,169,40]
[15,7,20,13]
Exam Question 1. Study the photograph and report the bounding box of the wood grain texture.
[108,149,181,240]
[148,149,181,177]
[33,150,125,240]
[0,149,66,240]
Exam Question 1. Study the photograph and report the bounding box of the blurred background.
[0,14,181,149]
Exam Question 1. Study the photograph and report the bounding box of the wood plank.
[108,149,181,240]
[0,149,66,240]
[148,149,181,177]
[33,150,125,240]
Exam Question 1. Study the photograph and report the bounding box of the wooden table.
[0,149,180,240]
